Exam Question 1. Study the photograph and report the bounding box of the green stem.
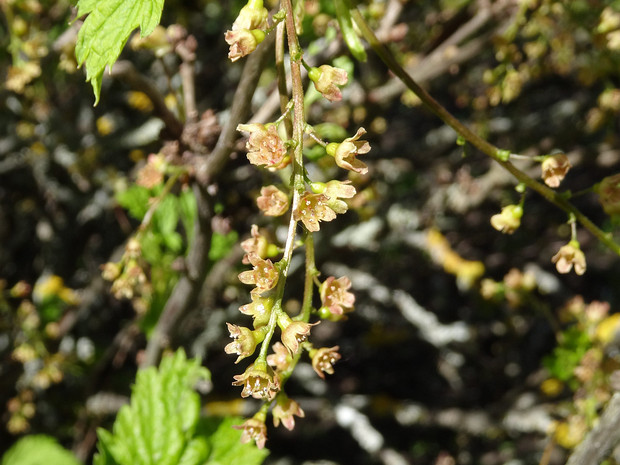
[275,22,293,139]
[299,233,317,322]
[255,0,307,360]
[352,9,620,257]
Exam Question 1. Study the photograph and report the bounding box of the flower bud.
[490,204,523,234]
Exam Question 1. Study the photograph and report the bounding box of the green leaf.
[155,195,179,235]
[75,0,165,104]
[94,349,211,465]
[2,435,82,465]
[209,231,238,262]
[116,185,151,220]
[198,417,269,465]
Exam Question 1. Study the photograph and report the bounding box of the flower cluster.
[224,3,369,450]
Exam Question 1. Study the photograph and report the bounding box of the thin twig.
[176,36,199,124]
[111,60,184,138]
[140,33,275,368]
[353,9,620,257]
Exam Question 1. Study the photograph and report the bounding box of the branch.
[140,33,274,368]
[352,9,620,257]
[566,393,620,465]
[199,33,276,185]
[110,60,184,139]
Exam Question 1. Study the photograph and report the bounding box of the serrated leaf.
[2,435,82,465]
[75,0,165,104]
[94,349,210,465]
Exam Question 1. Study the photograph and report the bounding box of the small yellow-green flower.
[552,240,586,275]
[490,204,523,234]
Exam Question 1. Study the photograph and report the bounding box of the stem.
[352,9,620,257]
[300,233,317,322]
[254,0,307,359]
[281,0,306,271]
[275,22,293,138]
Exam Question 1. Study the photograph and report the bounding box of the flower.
[239,294,274,327]
[326,128,370,175]
[273,396,305,430]
[312,180,356,214]
[308,65,348,102]
[597,173,620,216]
[281,320,318,354]
[241,224,269,264]
[267,342,292,372]
[136,153,165,188]
[233,415,268,449]
[225,29,265,62]
[238,252,279,295]
[311,346,341,379]
[319,276,355,317]
[293,192,339,232]
[490,204,523,234]
[541,154,571,188]
[225,0,269,62]
[232,362,280,400]
[231,0,268,31]
[257,185,289,216]
[224,323,261,363]
[237,123,288,168]
[552,240,586,275]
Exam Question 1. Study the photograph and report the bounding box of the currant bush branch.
[141,34,275,368]
[352,9,620,258]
